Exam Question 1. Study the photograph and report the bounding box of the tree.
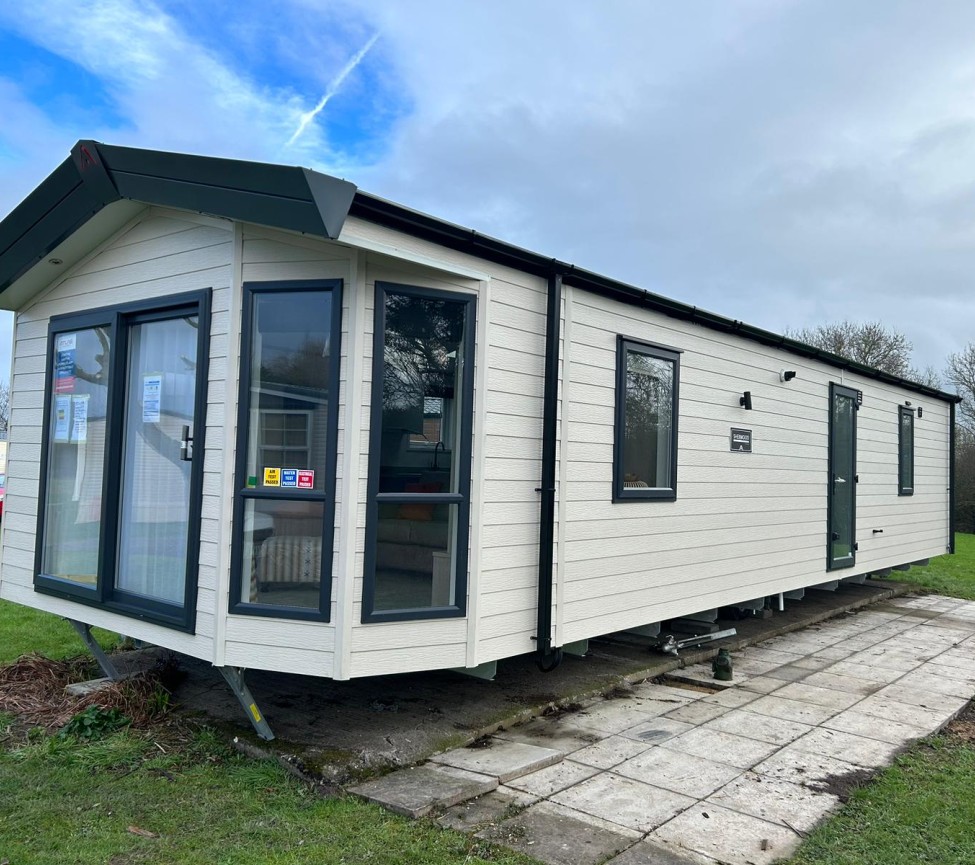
[0,381,8,435]
[947,344,975,436]
[788,321,914,378]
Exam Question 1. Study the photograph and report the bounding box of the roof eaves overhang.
[349,191,962,405]
[0,140,357,308]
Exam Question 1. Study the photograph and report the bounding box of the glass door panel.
[828,385,857,570]
[40,326,112,587]
[115,314,198,605]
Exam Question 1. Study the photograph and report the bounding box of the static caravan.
[0,142,958,736]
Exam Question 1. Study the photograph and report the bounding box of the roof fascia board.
[350,191,961,405]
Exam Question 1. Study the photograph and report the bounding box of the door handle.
[834,475,846,484]
[180,425,193,462]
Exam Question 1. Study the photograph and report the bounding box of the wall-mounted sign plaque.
[730,428,752,453]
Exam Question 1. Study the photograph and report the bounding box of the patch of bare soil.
[805,767,878,802]
[943,699,975,744]
[0,653,179,732]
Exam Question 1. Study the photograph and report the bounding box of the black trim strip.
[897,405,915,496]
[950,401,956,554]
[535,273,562,663]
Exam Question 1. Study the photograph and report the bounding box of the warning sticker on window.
[297,470,315,489]
[263,467,281,486]
[280,469,298,488]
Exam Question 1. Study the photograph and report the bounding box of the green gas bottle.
[712,648,733,681]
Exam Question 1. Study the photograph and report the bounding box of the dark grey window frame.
[613,336,681,503]
[34,289,212,633]
[361,282,476,623]
[827,382,859,572]
[898,405,914,496]
[228,279,343,622]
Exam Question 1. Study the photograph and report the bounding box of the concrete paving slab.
[606,838,720,864]
[792,656,835,672]
[476,800,636,865]
[873,683,970,713]
[550,771,697,833]
[619,716,695,746]
[652,802,801,865]
[828,659,906,684]
[821,708,930,745]
[800,670,883,696]
[772,682,863,712]
[504,759,601,797]
[707,772,840,835]
[736,676,786,695]
[574,699,683,734]
[811,646,855,661]
[744,694,841,726]
[855,694,959,732]
[615,746,743,799]
[437,788,537,832]
[569,735,655,770]
[494,717,604,754]
[347,764,498,818]
[703,708,814,747]
[751,745,872,786]
[662,726,781,770]
[606,839,719,865]
[763,664,814,683]
[429,739,563,783]
[787,727,901,767]
[698,688,761,709]
[663,700,732,726]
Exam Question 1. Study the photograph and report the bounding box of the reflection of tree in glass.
[625,354,672,437]
[383,295,464,414]
[260,340,330,391]
[73,327,110,385]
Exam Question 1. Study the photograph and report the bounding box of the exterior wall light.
[779,370,797,382]
[740,391,753,410]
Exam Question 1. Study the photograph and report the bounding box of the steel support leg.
[217,666,275,741]
[67,619,119,680]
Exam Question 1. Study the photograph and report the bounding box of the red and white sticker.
[297,469,315,489]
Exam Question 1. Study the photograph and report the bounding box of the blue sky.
[2,1,975,385]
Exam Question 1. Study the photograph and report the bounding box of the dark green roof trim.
[0,140,356,296]
[0,140,960,405]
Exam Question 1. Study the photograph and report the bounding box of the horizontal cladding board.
[565,522,823,568]
[224,617,336,652]
[476,633,536,665]
[349,617,467,653]
[241,261,350,283]
[350,643,468,678]
[242,236,351,264]
[223,641,333,674]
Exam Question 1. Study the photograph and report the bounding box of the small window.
[898,406,914,496]
[614,337,680,501]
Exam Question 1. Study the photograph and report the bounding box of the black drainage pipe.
[535,271,563,672]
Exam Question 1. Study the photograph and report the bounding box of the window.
[35,291,210,631]
[898,406,914,496]
[614,337,680,501]
[229,280,342,619]
[362,283,475,622]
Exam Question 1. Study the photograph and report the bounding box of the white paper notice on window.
[54,395,71,442]
[142,373,162,423]
[71,395,89,443]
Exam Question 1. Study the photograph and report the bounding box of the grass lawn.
[886,531,975,600]
[788,734,975,865]
[0,723,536,865]
[0,599,118,665]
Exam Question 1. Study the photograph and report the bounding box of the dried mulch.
[0,653,172,731]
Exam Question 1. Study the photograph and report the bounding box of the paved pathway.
[350,594,975,865]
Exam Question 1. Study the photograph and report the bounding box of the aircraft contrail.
[287,32,381,147]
